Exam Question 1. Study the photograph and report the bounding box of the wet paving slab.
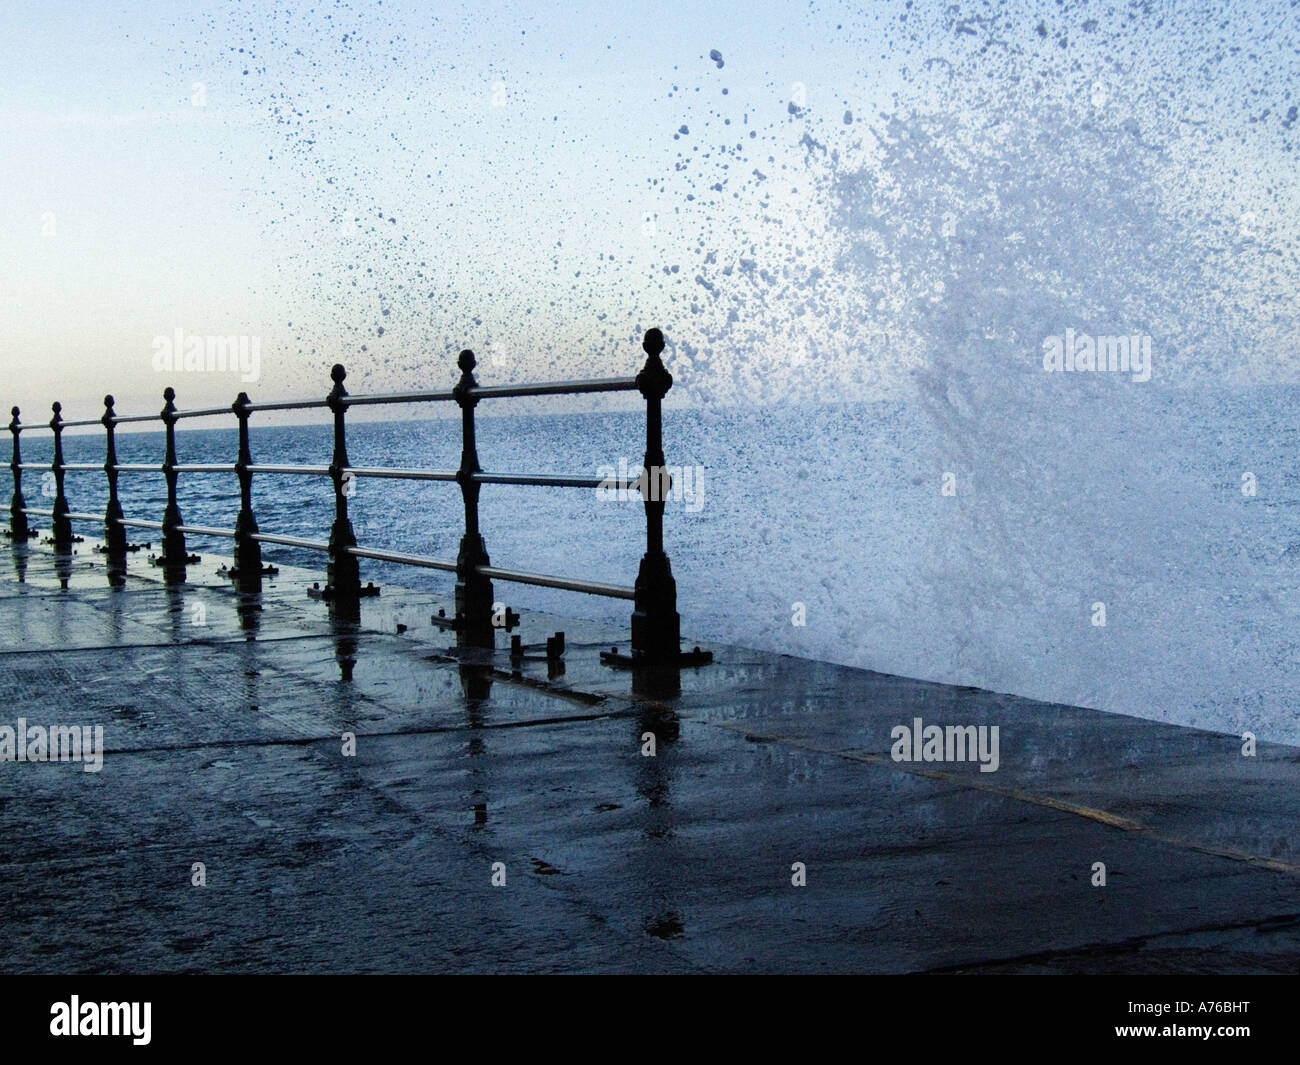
[678,664,1300,875]
[1,540,1298,973]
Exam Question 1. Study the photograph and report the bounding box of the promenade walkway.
[2,539,1297,973]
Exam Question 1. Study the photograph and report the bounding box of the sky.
[0,0,1296,423]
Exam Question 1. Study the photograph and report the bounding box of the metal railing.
[5,328,710,666]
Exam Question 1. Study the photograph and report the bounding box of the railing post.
[49,402,73,550]
[325,364,362,616]
[231,391,265,593]
[8,406,30,542]
[630,328,682,663]
[156,386,189,582]
[452,349,495,649]
[101,395,128,563]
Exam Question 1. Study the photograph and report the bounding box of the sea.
[19,385,1300,746]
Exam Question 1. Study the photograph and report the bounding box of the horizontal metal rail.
[471,471,639,489]
[345,466,456,482]
[476,564,636,599]
[23,509,163,531]
[176,524,237,538]
[16,504,636,599]
[28,414,159,429]
[249,531,331,552]
[173,406,238,420]
[245,464,331,476]
[241,398,327,413]
[342,389,457,408]
[26,462,643,490]
[341,548,634,597]
[8,377,636,426]
[34,463,165,473]
[467,377,637,400]
[21,508,104,524]
[344,545,457,572]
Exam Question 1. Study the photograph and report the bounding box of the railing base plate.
[148,552,200,567]
[308,581,380,601]
[600,646,714,669]
[219,563,279,579]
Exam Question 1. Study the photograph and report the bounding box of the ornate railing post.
[325,364,362,616]
[8,406,30,542]
[49,402,73,550]
[156,386,190,582]
[630,328,682,662]
[231,391,265,593]
[101,395,128,562]
[453,349,495,649]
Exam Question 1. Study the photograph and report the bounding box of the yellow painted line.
[709,719,1300,878]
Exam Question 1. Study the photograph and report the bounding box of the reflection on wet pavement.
[2,540,1299,973]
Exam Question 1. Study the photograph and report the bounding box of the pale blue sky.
[1,0,1295,421]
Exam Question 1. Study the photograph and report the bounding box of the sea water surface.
[26,386,1300,746]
